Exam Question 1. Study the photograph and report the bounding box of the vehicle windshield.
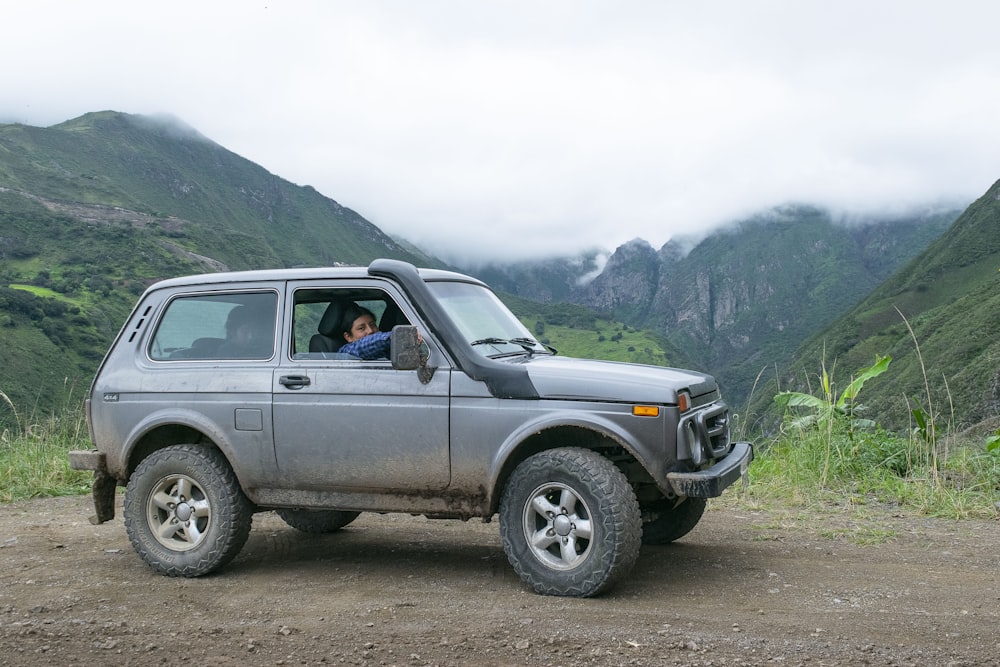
[427,281,550,358]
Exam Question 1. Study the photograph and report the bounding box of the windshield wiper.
[470,337,555,357]
[470,337,509,347]
[528,339,558,355]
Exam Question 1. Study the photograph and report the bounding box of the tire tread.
[124,444,253,577]
[499,447,641,597]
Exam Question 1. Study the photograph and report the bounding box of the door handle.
[279,374,311,389]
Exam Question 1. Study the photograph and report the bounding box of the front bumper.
[68,449,117,525]
[665,441,753,498]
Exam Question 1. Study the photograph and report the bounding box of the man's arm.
[339,331,391,360]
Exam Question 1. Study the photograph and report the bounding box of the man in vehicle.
[338,303,420,360]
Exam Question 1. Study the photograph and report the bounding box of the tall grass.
[751,319,1000,520]
[744,425,999,519]
[0,387,93,503]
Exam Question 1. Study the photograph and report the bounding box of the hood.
[520,355,717,405]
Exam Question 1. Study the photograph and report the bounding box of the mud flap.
[90,470,117,525]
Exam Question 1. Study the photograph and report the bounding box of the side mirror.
[390,325,422,371]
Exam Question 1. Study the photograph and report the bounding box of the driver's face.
[344,314,378,342]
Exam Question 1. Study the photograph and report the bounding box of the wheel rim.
[146,473,212,552]
[521,482,594,570]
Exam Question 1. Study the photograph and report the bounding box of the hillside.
[654,207,957,404]
[0,112,659,422]
[0,111,438,418]
[768,181,1000,432]
[0,111,435,270]
[500,293,680,367]
[555,206,958,408]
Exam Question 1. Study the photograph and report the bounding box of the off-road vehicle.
[70,259,752,597]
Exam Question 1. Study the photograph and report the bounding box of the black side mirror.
[390,325,422,371]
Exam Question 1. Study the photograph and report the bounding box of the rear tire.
[499,447,641,597]
[641,497,707,545]
[124,445,253,577]
[275,508,360,533]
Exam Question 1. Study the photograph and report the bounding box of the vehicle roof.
[144,264,484,291]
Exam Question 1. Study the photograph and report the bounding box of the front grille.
[676,402,731,465]
[703,405,730,457]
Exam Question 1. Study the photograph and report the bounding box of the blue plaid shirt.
[339,331,391,360]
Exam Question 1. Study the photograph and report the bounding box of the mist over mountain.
[466,250,609,304]
[459,205,962,419]
[770,184,1000,432]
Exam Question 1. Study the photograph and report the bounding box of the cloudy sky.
[2,1,998,262]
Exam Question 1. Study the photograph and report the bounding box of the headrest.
[379,301,407,332]
[317,301,347,337]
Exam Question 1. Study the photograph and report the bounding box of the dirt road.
[1,495,996,666]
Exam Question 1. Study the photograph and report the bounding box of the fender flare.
[485,410,647,510]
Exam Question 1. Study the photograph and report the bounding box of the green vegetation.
[505,295,672,366]
[742,424,999,524]
[988,428,1000,454]
[739,350,999,524]
[762,183,1000,432]
[0,112,441,420]
[534,321,670,366]
[0,390,92,503]
[775,354,891,435]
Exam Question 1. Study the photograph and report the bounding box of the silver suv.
[70,259,752,597]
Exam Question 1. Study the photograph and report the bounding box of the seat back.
[309,300,348,353]
[379,300,408,332]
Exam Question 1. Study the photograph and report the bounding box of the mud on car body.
[70,259,753,597]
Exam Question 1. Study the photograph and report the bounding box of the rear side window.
[149,292,278,361]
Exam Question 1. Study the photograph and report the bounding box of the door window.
[291,287,408,360]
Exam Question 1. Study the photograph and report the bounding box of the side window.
[291,288,408,361]
[150,292,278,361]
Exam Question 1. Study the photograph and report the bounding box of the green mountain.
[0,111,659,423]
[767,182,1000,432]
[0,111,434,270]
[521,206,957,413]
[0,111,439,419]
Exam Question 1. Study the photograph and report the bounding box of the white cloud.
[2,1,998,262]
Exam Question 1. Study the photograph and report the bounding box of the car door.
[270,281,451,491]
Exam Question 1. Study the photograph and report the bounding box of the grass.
[8,283,83,306]
[0,389,93,503]
[519,317,671,366]
[739,327,1000,524]
[733,424,1000,523]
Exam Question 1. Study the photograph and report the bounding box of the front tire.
[499,447,641,597]
[275,508,360,533]
[124,445,253,577]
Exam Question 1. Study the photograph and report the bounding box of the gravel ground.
[0,494,997,666]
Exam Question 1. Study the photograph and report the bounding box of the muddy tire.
[499,447,642,597]
[275,509,361,533]
[641,497,707,545]
[124,445,253,577]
